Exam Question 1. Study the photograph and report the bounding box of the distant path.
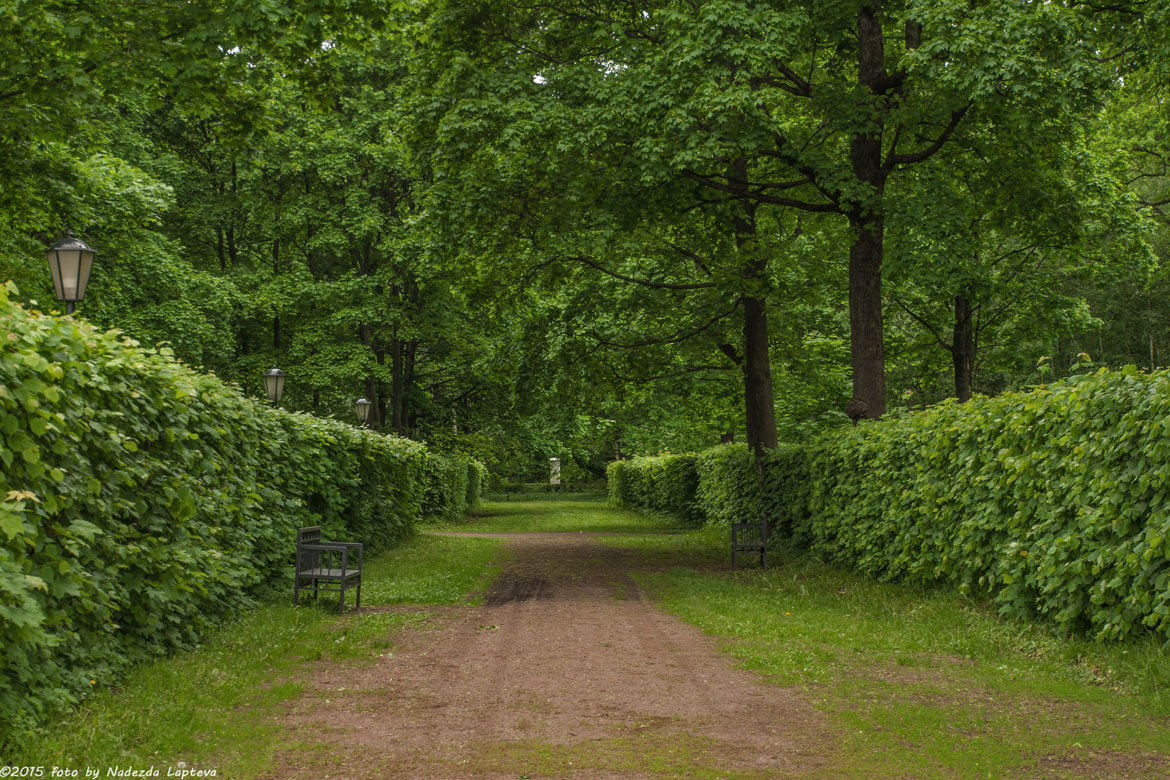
[269,532,835,778]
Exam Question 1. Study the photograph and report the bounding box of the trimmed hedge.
[609,367,1170,643]
[606,454,701,526]
[423,453,487,522]
[0,286,479,738]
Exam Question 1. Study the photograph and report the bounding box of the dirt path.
[269,533,836,778]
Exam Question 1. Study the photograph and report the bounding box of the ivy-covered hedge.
[0,286,478,738]
[610,367,1170,643]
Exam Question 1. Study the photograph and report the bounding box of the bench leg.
[339,579,346,614]
[294,577,300,606]
[356,578,361,610]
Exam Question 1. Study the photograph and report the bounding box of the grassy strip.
[10,533,503,776]
[608,532,1170,778]
[429,498,683,534]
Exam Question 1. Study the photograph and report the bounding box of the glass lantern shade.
[263,367,286,404]
[47,232,95,305]
[355,397,371,422]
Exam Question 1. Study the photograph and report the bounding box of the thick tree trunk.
[848,220,886,417]
[846,4,889,418]
[742,295,778,457]
[953,293,974,402]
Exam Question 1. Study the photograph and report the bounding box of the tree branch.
[682,170,839,213]
[593,300,741,349]
[885,104,971,168]
[892,296,952,352]
[561,255,715,290]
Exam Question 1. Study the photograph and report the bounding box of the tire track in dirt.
[267,533,837,779]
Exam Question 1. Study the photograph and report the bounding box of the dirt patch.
[266,533,837,778]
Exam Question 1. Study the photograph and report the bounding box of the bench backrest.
[731,520,768,546]
[297,526,322,571]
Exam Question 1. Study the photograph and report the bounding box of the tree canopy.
[1,0,1167,476]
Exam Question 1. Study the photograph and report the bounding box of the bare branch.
[593,300,741,349]
[885,104,971,168]
[892,296,952,352]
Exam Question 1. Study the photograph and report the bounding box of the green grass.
[603,531,1170,778]
[428,497,686,534]
[9,532,504,776]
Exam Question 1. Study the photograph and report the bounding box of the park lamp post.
[355,397,371,427]
[47,231,95,314]
[263,367,286,405]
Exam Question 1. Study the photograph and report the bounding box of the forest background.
[2,0,1168,481]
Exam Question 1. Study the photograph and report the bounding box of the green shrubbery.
[423,453,487,522]
[0,285,482,737]
[606,454,701,525]
[609,368,1170,643]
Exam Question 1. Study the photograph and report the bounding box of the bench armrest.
[300,541,363,568]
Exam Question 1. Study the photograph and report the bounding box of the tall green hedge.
[610,367,1170,643]
[0,285,479,738]
[606,454,701,525]
[422,452,487,522]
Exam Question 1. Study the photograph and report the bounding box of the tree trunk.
[953,293,974,402]
[742,295,778,457]
[391,337,404,434]
[847,5,889,418]
[729,159,779,459]
[848,219,886,417]
[364,375,382,429]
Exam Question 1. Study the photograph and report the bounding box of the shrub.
[422,452,486,522]
[610,367,1170,643]
[0,286,437,739]
[466,459,488,510]
[606,455,701,525]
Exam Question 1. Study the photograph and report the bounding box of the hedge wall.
[606,454,702,525]
[608,367,1170,643]
[423,453,487,522]
[0,286,479,737]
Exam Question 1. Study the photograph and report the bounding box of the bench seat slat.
[298,568,361,579]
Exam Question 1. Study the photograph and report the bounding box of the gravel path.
[268,532,835,778]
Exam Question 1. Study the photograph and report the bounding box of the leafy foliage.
[607,454,701,527]
[614,369,1170,643]
[0,285,481,738]
[422,453,487,523]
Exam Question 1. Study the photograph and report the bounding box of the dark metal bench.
[731,518,768,567]
[294,526,363,613]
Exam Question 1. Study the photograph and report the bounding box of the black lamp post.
[47,231,95,314]
[355,397,371,426]
[263,367,286,405]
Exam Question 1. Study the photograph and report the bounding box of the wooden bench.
[731,519,768,567]
[294,526,363,613]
